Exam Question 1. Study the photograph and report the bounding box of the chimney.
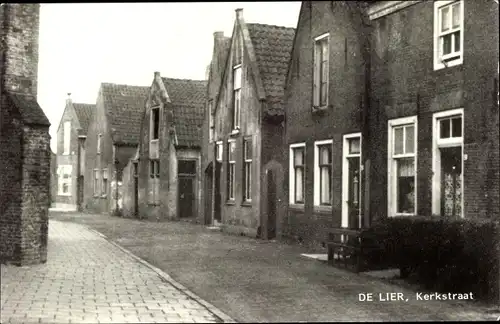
[235,8,243,20]
[154,71,161,79]
[214,31,224,39]
[66,92,72,105]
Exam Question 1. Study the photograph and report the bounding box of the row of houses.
[53,1,499,248]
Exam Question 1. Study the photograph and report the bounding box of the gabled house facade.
[284,0,499,247]
[208,9,295,238]
[201,31,231,225]
[55,94,94,211]
[83,83,149,215]
[123,72,207,221]
[0,3,51,265]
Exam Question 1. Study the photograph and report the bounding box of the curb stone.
[86,228,237,323]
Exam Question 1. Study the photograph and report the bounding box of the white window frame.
[63,121,71,155]
[101,168,108,197]
[93,168,100,196]
[314,139,333,207]
[227,139,236,201]
[387,116,418,217]
[243,138,252,202]
[148,159,160,205]
[58,165,72,196]
[97,134,102,155]
[433,0,464,70]
[208,100,214,143]
[342,133,362,228]
[232,64,242,132]
[313,33,330,109]
[216,141,223,162]
[289,142,306,206]
[431,108,464,218]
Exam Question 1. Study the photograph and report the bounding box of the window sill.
[226,200,236,206]
[312,105,329,113]
[390,213,415,217]
[100,195,107,199]
[241,201,252,207]
[314,205,332,214]
[230,129,240,136]
[289,204,305,210]
[58,193,71,197]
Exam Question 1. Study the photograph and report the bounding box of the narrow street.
[15,211,494,323]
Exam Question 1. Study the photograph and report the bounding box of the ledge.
[229,129,240,137]
[367,0,422,20]
[226,200,236,206]
[288,204,305,211]
[241,201,252,207]
[314,205,333,214]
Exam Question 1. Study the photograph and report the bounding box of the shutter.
[312,42,319,107]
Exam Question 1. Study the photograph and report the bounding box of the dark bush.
[368,216,500,302]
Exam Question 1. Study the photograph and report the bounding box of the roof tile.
[73,103,95,135]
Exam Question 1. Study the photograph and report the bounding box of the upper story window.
[434,1,464,70]
[97,134,102,154]
[233,65,242,132]
[216,141,223,162]
[208,100,214,142]
[151,106,160,141]
[63,121,71,155]
[243,138,252,202]
[313,33,329,109]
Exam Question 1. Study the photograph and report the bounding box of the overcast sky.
[38,2,301,151]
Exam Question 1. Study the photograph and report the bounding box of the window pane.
[319,145,331,164]
[321,39,328,58]
[440,119,451,138]
[405,126,415,154]
[397,158,415,214]
[229,142,235,161]
[295,168,304,203]
[233,67,241,89]
[394,127,404,155]
[453,31,460,52]
[349,138,361,154]
[442,34,452,55]
[320,166,331,205]
[245,140,252,160]
[441,6,450,32]
[452,2,460,28]
[320,82,328,106]
[451,117,462,137]
[294,148,304,166]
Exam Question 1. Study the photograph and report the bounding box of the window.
[388,116,417,216]
[227,140,236,200]
[216,141,223,161]
[208,100,214,142]
[151,106,160,140]
[178,160,196,175]
[93,169,100,196]
[97,134,102,154]
[432,109,464,218]
[149,160,160,205]
[243,139,252,202]
[233,65,242,131]
[289,143,306,205]
[434,1,464,70]
[313,33,329,108]
[314,140,332,206]
[58,165,72,195]
[102,169,108,196]
[63,121,71,155]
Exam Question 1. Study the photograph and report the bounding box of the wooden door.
[214,162,222,222]
[178,176,195,218]
[267,170,277,239]
[347,157,361,229]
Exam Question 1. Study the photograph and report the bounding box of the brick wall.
[283,1,368,247]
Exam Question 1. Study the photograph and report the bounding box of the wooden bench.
[327,228,388,273]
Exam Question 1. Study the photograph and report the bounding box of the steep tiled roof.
[6,92,51,126]
[73,103,95,135]
[246,23,295,116]
[100,83,149,146]
[161,78,207,148]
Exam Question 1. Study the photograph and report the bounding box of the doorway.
[214,161,222,223]
[342,133,362,229]
[204,164,213,225]
[133,161,139,218]
[178,160,197,219]
[267,169,277,239]
[440,146,462,218]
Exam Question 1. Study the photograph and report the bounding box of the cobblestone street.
[41,211,500,323]
[0,220,231,324]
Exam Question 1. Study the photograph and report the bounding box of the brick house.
[201,31,231,225]
[207,9,295,238]
[50,149,57,206]
[284,0,499,247]
[83,83,149,215]
[122,72,206,221]
[54,94,94,211]
[0,3,51,265]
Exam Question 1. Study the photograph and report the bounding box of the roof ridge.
[101,82,149,88]
[161,77,207,83]
[246,22,296,30]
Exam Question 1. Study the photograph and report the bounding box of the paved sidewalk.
[48,211,500,322]
[0,220,229,324]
